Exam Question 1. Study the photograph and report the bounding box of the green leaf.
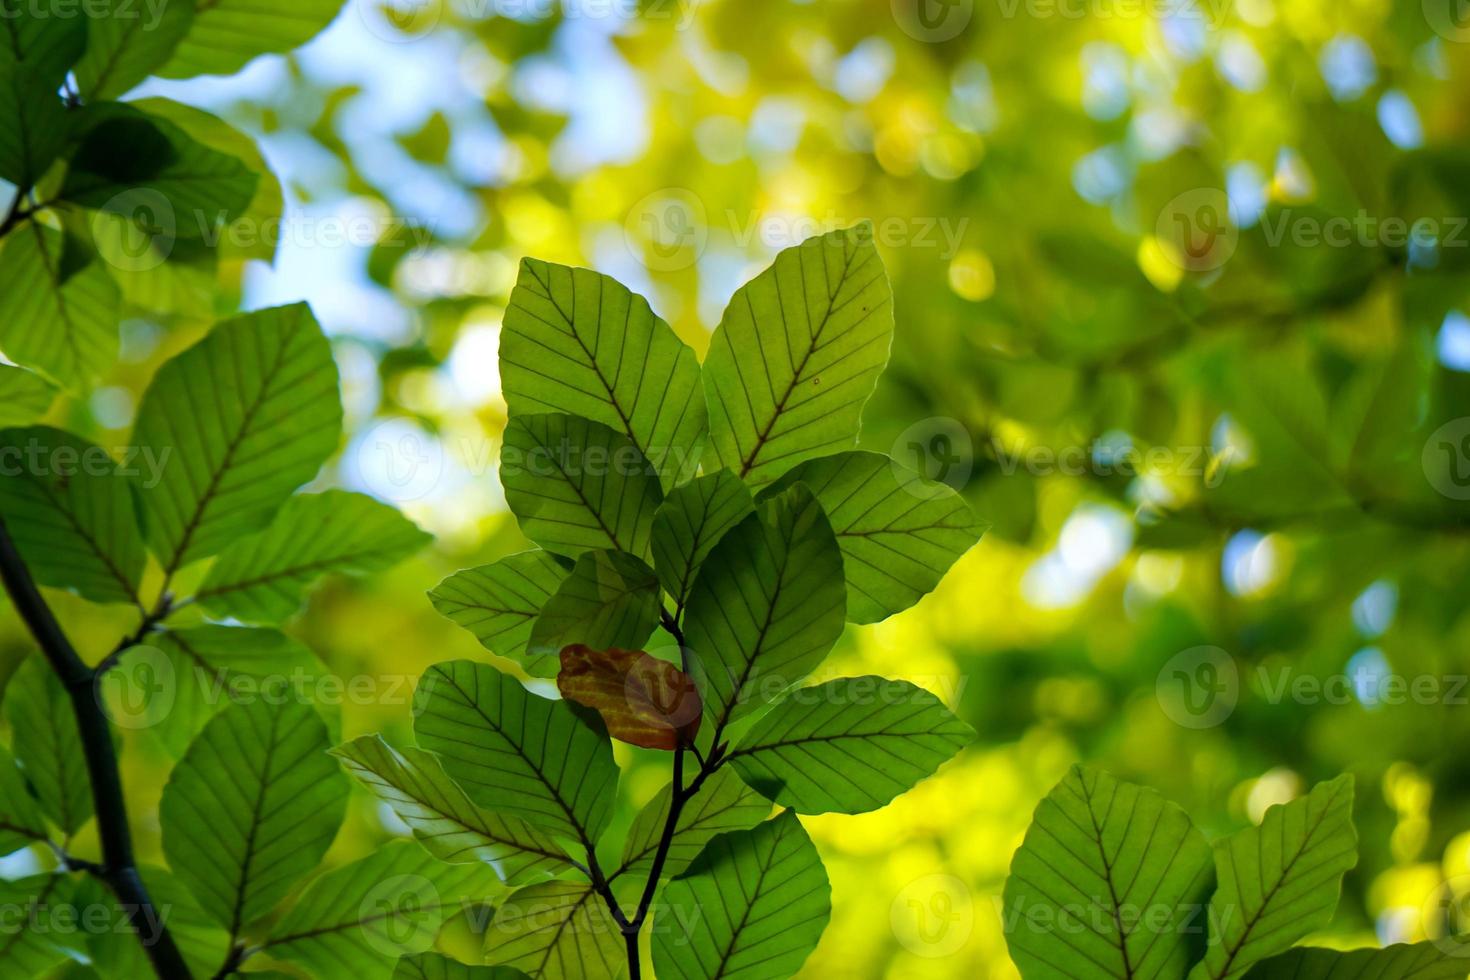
[0,874,82,974]
[60,103,260,238]
[1190,775,1358,980]
[684,483,847,731]
[0,1,86,83]
[649,470,753,612]
[4,657,91,835]
[484,880,625,980]
[652,811,831,980]
[500,258,708,489]
[0,425,145,605]
[156,0,343,80]
[73,0,195,100]
[702,223,893,486]
[133,302,342,573]
[500,413,663,559]
[0,2,77,190]
[429,550,568,664]
[727,676,973,814]
[760,451,986,623]
[100,625,335,758]
[331,734,576,886]
[0,224,120,391]
[160,695,349,933]
[123,97,285,264]
[197,490,430,623]
[0,744,49,854]
[396,953,532,980]
[266,841,503,978]
[412,660,620,844]
[0,365,54,425]
[1241,942,1467,979]
[526,549,661,676]
[614,767,769,887]
[1002,765,1216,980]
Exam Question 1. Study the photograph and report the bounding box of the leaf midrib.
[435,667,593,847]
[736,239,861,479]
[1211,780,1348,980]
[230,703,284,936]
[25,460,140,604]
[198,542,409,602]
[526,262,639,446]
[162,325,294,575]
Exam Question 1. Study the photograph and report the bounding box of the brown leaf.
[556,645,701,750]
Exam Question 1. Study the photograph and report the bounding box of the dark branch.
[0,518,194,979]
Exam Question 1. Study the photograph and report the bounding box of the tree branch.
[0,518,194,979]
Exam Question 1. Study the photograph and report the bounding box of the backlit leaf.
[60,103,260,238]
[412,659,620,844]
[652,811,831,980]
[1190,775,1358,980]
[160,696,349,932]
[649,470,753,613]
[484,879,625,980]
[396,952,532,980]
[727,676,973,814]
[0,366,54,426]
[156,0,343,80]
[0,744,49,855]
[1241,941,1467,979]
[0,225,119,391]
[1003,766,1216,980]
[684,484,846,731]
[332,734,576,886]
[501,258,707,489]
[702,223,893,486]
[73,0,195,100]
[266,841,502,978]
[132,302,342,573]
[760,451,986,623]
[197,489,431,624]
[429,550,568,665]
[4,656,91,835]
[500,413,663,559]
[526,550,661,676]
[0,425,145,605]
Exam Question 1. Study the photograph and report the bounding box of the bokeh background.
[5,0,1470,976]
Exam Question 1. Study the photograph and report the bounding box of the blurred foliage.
[5,0,1470,976]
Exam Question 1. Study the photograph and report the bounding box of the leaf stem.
[0,518,194,980]
[613,736,723,979]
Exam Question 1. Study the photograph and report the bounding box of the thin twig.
[95,592,175,676]
[0,518,193,979]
